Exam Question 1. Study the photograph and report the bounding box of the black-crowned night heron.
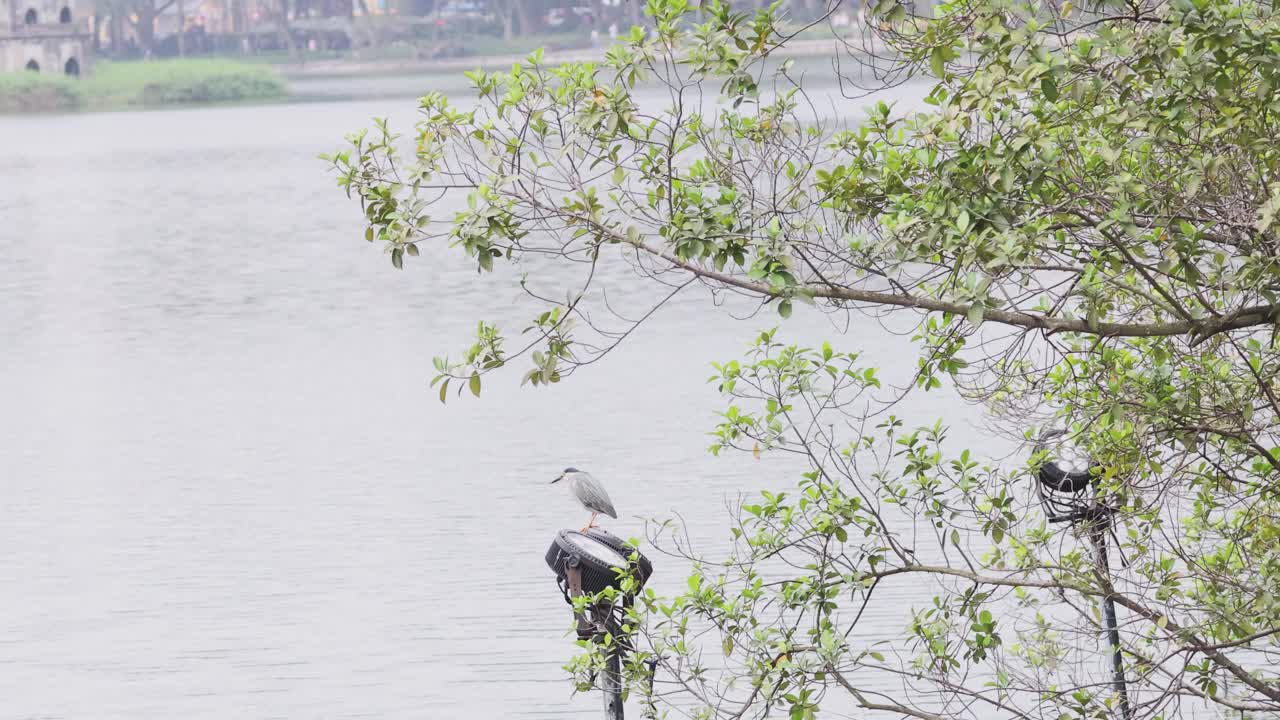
[551,467,618,531]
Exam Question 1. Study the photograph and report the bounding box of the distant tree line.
[93,0,843,59]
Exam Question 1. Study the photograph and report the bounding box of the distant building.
[1,0,92,75]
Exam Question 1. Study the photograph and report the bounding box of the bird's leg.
[582,512,598,532]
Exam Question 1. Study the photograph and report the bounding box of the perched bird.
[551,467,618,531]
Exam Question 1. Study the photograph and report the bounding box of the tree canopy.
[328,0,1280,716]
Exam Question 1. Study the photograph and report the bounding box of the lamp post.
[546,528,654,720]
[1034,431,1134,720]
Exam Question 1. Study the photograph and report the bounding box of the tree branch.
[826,664,947,720]
[627,238,1280,340]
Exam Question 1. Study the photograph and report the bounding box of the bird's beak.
[550,474,563,484]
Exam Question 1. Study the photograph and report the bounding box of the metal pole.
[1090,520,1133,720]
[602,643,623,720]
[564,562,624,720]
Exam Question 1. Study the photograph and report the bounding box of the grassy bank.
[0,59,286,113]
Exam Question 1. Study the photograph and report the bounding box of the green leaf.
[365,226,374,242]
[778,299,793,319]
[438,379,449,404]
[469,373,481,397]
[1041,75,1059,101]
[1255,184,1280,232]
[930,47,946,78]
[966,304,985,327]
[392,247,404,270]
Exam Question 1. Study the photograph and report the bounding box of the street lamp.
[1034,430,1134,720]
[546,528,654,720]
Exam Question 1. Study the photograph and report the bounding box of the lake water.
[0,74,985,719]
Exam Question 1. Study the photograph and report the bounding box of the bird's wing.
[598,493,618,519]
[576,472,618,519]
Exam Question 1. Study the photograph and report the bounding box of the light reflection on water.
[0,78,991,719]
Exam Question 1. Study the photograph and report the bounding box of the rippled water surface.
[0,77,983,719]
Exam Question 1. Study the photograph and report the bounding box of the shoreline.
[275,36,868,80]
[2,35,877,114]
[0,58,285,114]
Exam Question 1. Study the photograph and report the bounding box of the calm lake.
[0,73,985,718]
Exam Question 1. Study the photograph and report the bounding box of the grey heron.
[551,467,618,531]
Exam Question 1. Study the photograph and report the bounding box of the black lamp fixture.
[546,528,654,599]
[1034,428,1105,523]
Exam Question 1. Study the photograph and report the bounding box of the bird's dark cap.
[563,466,580,473]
